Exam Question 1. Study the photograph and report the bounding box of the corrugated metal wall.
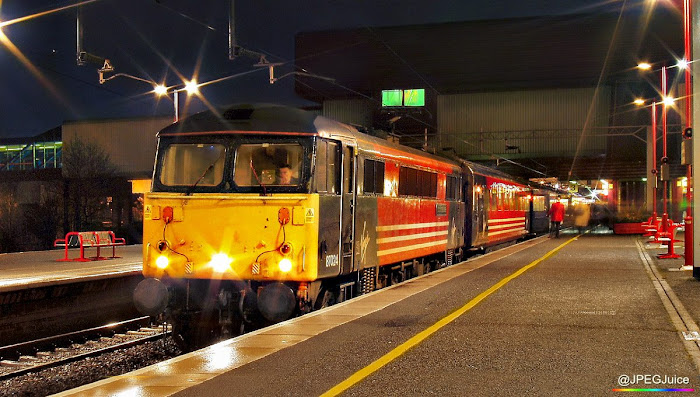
[437,87,611,159]
[323,99,375,127]
[62,117,173,178]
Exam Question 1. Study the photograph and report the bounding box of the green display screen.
[381,89,425,107]
[382,90,403,107]
[403,89,425,106]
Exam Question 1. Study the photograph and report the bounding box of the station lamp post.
[661,66,671,237]
[635,97,658,224]
[154,80,199,122]
[637,63,679,238]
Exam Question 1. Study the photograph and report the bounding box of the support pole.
[661,66,669,236]
[684,0,693,268]
[692,0,700,278]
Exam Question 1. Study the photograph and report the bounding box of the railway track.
[0,317,171,381]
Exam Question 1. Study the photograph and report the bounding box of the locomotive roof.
[159,103,462,173]
[158,104,322,135]
[458,159,524,185]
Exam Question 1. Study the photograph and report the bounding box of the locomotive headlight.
[278,258,293,273]
[155,255,169,269]
[210,253,233,273]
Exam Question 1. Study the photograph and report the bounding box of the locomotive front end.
[134,131,324,343]
[142,193,319,282]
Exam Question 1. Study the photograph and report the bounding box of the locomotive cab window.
[234,143,304,187]
[160,143,225,187]
[314,140,340,194]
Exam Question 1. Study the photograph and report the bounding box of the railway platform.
[1,244,144,346]
[0,244,142,292]
[53,230,700,396]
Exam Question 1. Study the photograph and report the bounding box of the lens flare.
[210,253,233,273]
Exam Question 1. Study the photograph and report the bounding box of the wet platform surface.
[58,231,700,396]
[0,244,142,292]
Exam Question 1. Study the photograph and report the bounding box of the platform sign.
[382,90,402,107]
[381,88,425,107]
[403,89,425,106]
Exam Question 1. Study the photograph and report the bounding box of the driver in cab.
[278,164,298,185]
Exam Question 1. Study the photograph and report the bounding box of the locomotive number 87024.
[132,104,555,350]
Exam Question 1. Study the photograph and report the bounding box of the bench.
[657,221,683,260]
[53,231,126,262]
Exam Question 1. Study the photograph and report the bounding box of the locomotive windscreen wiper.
[250,159,268,196]
[186,160,217,195]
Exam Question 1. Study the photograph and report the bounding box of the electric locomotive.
[133,104,466,348]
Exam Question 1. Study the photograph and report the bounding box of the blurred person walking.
[573,202,591,234]
[548,196,566,238]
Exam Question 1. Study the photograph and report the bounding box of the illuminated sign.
[489,182,525,193]
[381,89,425,107]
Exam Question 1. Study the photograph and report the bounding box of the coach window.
[532,195,545,211]
[429,172,437,197]
[446,175,460,201]
[363,159,384,195]
[399,166,438,198]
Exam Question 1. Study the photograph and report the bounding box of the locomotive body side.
[336,128,465,288]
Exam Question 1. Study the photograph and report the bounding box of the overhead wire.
[114,3,607,180]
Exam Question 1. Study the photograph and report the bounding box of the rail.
[53,231,126,261]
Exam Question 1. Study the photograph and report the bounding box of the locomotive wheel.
[414,260,425,277]
[314,287,338,310]
[172,310,220,352]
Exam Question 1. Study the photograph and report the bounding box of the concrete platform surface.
[58,233,700,396]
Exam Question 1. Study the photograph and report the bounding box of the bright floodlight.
[633,98,645,106]
[154,84,168,96]
[637,62,652,70]
[677,59,689,70]
[278,258,293,273]
[185,80,199,95]
[663,96,675,106]
[210,253,232,273]
[155,255,169,269]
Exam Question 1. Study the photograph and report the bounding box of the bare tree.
[0,190,19,253]
[61,137,117,231]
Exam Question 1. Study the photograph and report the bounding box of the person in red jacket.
[548,196,566,238]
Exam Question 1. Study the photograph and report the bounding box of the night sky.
[0,0,625,138]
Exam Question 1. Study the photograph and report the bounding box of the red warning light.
[163,206,174,224]
[278,207,290,225]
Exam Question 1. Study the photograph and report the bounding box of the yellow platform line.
[322,235,580,397]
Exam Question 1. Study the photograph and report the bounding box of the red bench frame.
[53,231,126,262]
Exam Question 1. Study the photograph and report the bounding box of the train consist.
[133,104,558,349]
